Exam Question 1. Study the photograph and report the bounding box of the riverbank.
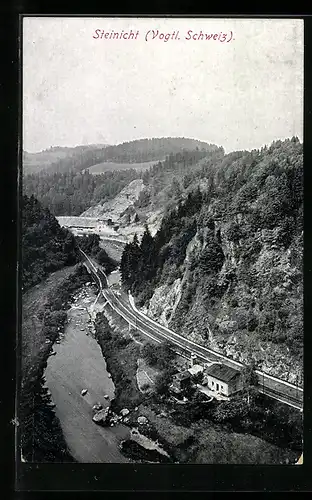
[44,285,130,463]
[94,311,142,414]
[94,310,175,463]
[94,306,302,464]
[20,264,90,462]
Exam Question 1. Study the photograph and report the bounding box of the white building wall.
[207,375,229,396]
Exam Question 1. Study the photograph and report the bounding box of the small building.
[170,371,191,393]
[188,364,204,377]
[204,364,242,397]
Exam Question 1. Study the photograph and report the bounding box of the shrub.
[141,383,150,391]
[142,340,176,370]
[154,369,173,395]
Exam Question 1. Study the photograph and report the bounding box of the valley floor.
[96,305,301,465]
[20,264,302,465]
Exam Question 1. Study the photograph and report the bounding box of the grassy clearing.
[133,403,300,464]
[136,358,160,393]
[136,404,193,447]
[99,240,124,263]
[88,160,157,175]
[186,420,300,464]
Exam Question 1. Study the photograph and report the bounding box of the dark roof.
[205,364,240,383]
[174,371,191,381]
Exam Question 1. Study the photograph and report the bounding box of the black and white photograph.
[20,16,303,466]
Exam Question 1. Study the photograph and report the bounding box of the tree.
[140,224,153,255]
[154,369,174,395]
[120,243,133,290]
[142,342,159,366]
[170,177,182,198]
[192,371,204,385]
[76,234,101,256]
[96,248,116,274]
[23,168,140,216]
[142,340,176,370]
[226,222,243,244]
[241,361,258,406]
[137,225,157,285]
[183,173,193,190]
[120,234,142,291]
[213,398,249,424]
[22,195,79,291]
[133,233,139,246]
[199,238,225,274]
[157,340,176,369]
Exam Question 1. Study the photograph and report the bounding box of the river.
[45,285,130,463]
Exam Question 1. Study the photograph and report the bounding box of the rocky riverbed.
[45,284,131,463]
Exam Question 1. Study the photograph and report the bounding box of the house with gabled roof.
[204,363,243,397]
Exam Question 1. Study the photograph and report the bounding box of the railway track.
[79,249,303,411]
[261,386,303,410]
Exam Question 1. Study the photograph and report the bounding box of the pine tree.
[170,177,182,198]
[133,233,139,246]
[120,234,142,291]
[120,243,132,289]
[139,225,156,283]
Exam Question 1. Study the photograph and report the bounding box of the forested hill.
[23,169,140,216]
[101,137,219,163]
[23,144,109,175]
[23,145,224,217]
[121,137,303,383]
[23,137,219,177]
[22,194,78,291]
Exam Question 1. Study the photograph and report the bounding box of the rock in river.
[137,416,148,425]
[92,403,103,412]
[92,407,110,426]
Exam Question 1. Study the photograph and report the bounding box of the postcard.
[18,15,304,489]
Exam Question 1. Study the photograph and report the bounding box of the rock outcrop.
[82,179,145,221]
[92,407,110,426]
[142,217,303,383]
[142,278,182,328]
[139,140,303,385]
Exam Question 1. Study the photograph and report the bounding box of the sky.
[23,17,303,154]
